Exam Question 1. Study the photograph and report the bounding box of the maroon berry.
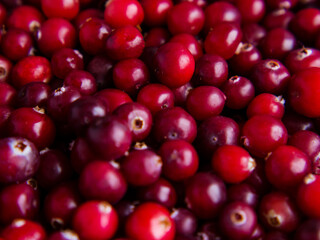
[144,27,171,47]
[227,183,259,209]
[0,82,17,106]
[0,55,12,83]
[15,82,51,108]
[263,8,294,30]
[41,0,80,20]
[64,70,97,96]
[234,0,266,23]
[95,88,132,113]
[140,0,173,27]
[295,219,320,240]
[171,208,197,237]
[242,23,267,46]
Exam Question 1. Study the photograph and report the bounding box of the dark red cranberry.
[152,107,197,143]
[0,82,16,106]
[125,202,175,240]
[136,83,174,115]
[15,82,51,108]
[104,0,144,28]
[120,149,162,186]
[242,23,267,46]
[289,67,320,118]
[11,56,52,89]
[241,115,288,158]
[195,116,240,159]
[0,3,6,26]
[167,2,204,35]
[203,1,241,34]
[193,54,228,87]
[285,47,320,74]
[185,172,227,219]
[64,70,96,96]
[74,8,104,29]
[0,106,11,137]
[234,0,266,23]
[171,208,197,236]
[0,181,39,225]
[1,219,46,240]
[262,9,294,30]
[47,230,80,240]
[245,160,271,196]
[0,55,12,83]
[1,0,23,9]
[41,0,79,19]
[37,18,76,57]
[155,42,195,88]
[105,26,145,60]
[204,23,242,60]
[113,102,152,142]
[259,192,300,232]
[1,28,34,61]
[79,18,111,55]
[212,145,256,183]
[95,88,132,113]
[35,149,73,189]
[221,76,255,110]
[138,177,177,208]
[265,0,298,9]
[250,59,290,94]
[144,27,171,47]
[227,183,259,209]
[7,107,56,149]
[219,201,257,240]
[282,110,316,135]
[172,82,193,108]
[295,219,320,240]
[51,48,84,79]
[246,93,285,119]
[141,0,173,27]
[44,182,81,229]
[72,201,118,240]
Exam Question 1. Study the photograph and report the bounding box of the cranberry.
[11,56,52,89]
[172,82,193,108]
[0,106,11,137]
[221,76,255,110]
[204,23,242,60]
[41,0,79,20]
[234,0,266,23]
[0,3,6,26]
[64,70,97,96]
[136,83,174,115]
[262,9,294,30]
[241,115,288,158]
[0,82,16,106]
[266,0,298,9]
[37,18,76,57]
[197,222,223,240]
[15,82,51,108]
[95,88,132,113]
[0,55,12,83]
[242,23,267,46]
[282,110,316,135]
[74,8,104,29]
[259,192,300,232]
[125,202,175,240]
[72,201,118,240]
[47,230,79,240]
[140,0,173,27]
[103,0,144,28]
[295,219,320,240]
[144,27,171,47]
[264,231,288,240]
[0,181,39,224]
[171,208,197,236]
[227,183,259,209]
[185,172,227,219]
[155,42,195,88]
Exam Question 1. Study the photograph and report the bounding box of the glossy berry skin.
[204,23,242,60]
[64,70,97,96]
[153,107,197,144]
[105,26,145,61]
[227,183,259,209]
[0,182,39,224]
[234,0,266,23]
[262,8,294,30]
[159,139,199,181]
[72,201,118,240]
[186,86,225,121]
[11,56,52,89]
[41,0,80,20]
[241,115,288,158]
[155,42,195,88]
[144,27,171,47]
[104,0,144,29]
[172,82,193,108]
[121,149,162,186]
[282,110,316,135]
[242,23,267,46]
[0,55,12,83]
[15,82,51,108]
[113,102,152,142]
[259,192,300,233]
[7,107,56,149]
[167,2,204,35]
[289,67,320,118]
[95,88,132,113]
[221,76,255,110]
[265,0,298,9]
[0,137,40,184]
[140,0,173,27]
[212,145,256,184]
[79,160,127,204]
[0,219,46,240]
[295,219,320,240]
[74,8,104,29]
[171,208,197,236]
[136,83,174,115]
[47,230,80,240]
[246,93,285,119]
[37,18,76,57]
[285,48,320,74]
[86,116,132,161]
[0,82,16,106]
[219,201,257,240]
[125,202,175,240]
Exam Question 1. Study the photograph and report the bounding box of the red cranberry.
[15,82,51,108]
[0,55,12,83]
[262,9,294,30]
[266,0,298,9]
[0,82,16,106]
[136,83,174,115]
[104,0,144,28]
[11,56,52,89]
[196,222,223,240]
[221,76,255,110]
[47,230,79,240]
[241,115,288,158]
[250,59,290,94]
[227,183,259,209]
[259,192,300,232]
[140,0,173,27]
[172,82,193,108]
[72,201,118,240]
[234,0,266,23]
[79,18,111,55]
[245,160,271,196]
[64,70,96,96]
[37,18,76,57]
[105,26,145,60]
[0,181,39,225]
[289,67,320,118]
[282,110,316,135]
[144,27,171,47]
[219,201,257,240]
[295,219,320,240]
[95,88,132,113]
[242,23,267,46]
[0,106,11,137]
[246,93,285,119]
[41,0,79,19]
[185,172,227,219]
[152,107,197,143]
[125,202,175,240]
[264,231,288,240]
[0,3,6,26]
[74,8,104,29]
[171,208,197,237]
[204,23,242,60]
[155,42,195,88]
